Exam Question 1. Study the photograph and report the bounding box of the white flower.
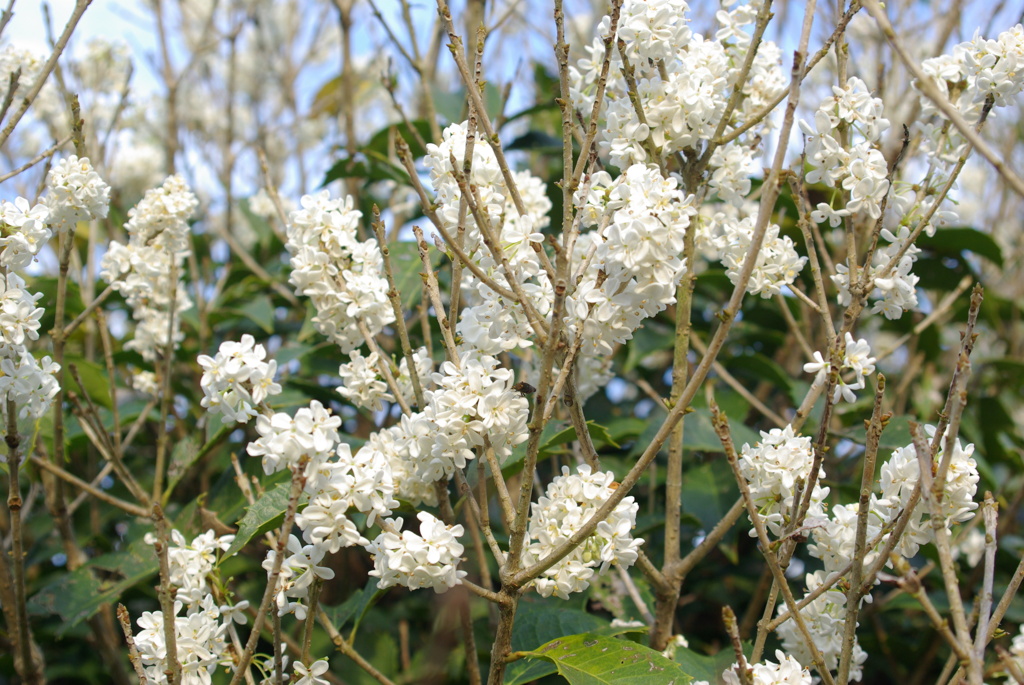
[263,535,336,619]
[722,650,812,685]
[337,349,392,411]
[776,572,868,681]
[366,512,467,593]
[285,191,395,353]
[804,333,876,403]
[738,425,829,538]
[45,155,111,230]
[198,334,281,425]
[523,465,643,599]
[0,197,51,269]
[100,175,198,361]
[294,659,331,685]
[877,426,980,559]
[246,401,340,478]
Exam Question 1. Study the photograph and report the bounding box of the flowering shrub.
[1,1,1024,684]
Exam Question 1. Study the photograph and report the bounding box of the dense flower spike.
[285,191,394,353]
[100,175,198,361]
[523,465,643,599]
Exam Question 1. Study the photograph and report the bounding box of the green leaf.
[28,538,158,634]
[542,421,620,454]
[505,604,642,685]
[623,320,675,373]
[324,577,387,642]
[164,425,230,500]
[224,477,302,557]
[519,632,691,684]
[681,460,738,531]
[672,644,750,684]
[64,356,113,410]
[917,227,1003,268]
[232,294,276,335]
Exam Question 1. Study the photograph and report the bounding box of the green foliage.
[518,633,692,684]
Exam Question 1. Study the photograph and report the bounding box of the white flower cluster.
[135,599,239,685]
[737,425,829,538]
[0,200,60,447]
[263,534,336,619]
[523,465,643,600]
[198,334,281,424]
[876,425,980,559]
[360,423,439,507]
[336,346,432,412]
[366,512,467,593]
[285,191,394,353]
[571,165,697,359]
[136,529,248,685]
[0,197,51,269]
[919,25,1024,159]
[833,225,922,320]
[721,650,812,685]
[144,529,238,605]
[365,351,528,487]
[800,77,891,221]
[701,209,807,299]
[0,272,44,348]
[776,427,980,678]
[427,122,554,356]
[776,571,868,682]
[100,175,198,361]
[803,332,876,403]
[246,400,340,477]
[296,442,398,551]
[574,0,785,168]
[0,345,60,448]
[45,155,111,231]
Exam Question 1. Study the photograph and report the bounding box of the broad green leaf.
[672,644,751,684]
[505,604,642,685]
[724,353,794,402]
[681,460,738,531]
[519,632,691,684]
[324,577,387,642]
[274,342,320,368]
[64,356,113,409]
[224,478,303,557]
[507,130,563,152]
[233,294,276,334]
[917,227,1003,268]
[27,538,158,635]
[542,421,620,454]
[623,320,675,373]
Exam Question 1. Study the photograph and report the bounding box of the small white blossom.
[366,512,467,593]
[45,155,111,231]
[198,334,281,425]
